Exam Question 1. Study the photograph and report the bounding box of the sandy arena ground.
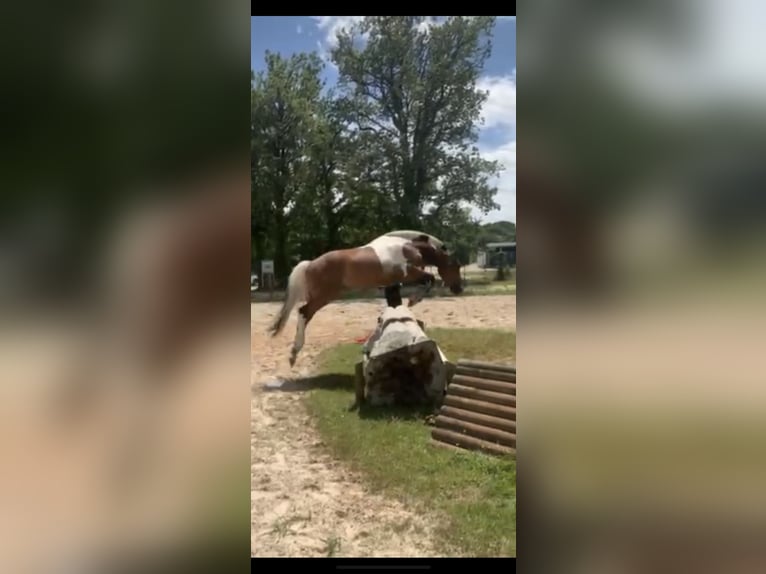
[251,295,516,557]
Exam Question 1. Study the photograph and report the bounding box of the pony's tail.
[268,260,310,337]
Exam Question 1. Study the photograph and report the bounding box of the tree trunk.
[252,232,265,268]
[324,180,339,251]
[273,211,288,287]
[398,193,420,229]
[399,161,420,228]
[326,215,338,252]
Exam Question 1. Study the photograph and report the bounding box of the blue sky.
[251,16,516,223]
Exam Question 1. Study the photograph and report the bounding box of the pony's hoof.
[288,354,296,367]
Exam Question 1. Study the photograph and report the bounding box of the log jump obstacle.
[351,306,449,409]
[430,359,516,457]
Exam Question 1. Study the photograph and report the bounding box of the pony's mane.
[411,238,450,267]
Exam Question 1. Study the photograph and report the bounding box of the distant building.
[478,241,516,268]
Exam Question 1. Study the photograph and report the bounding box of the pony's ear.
[414,234,430,244]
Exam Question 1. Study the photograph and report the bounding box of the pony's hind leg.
[288,295,333,367]
[289,307,308,367]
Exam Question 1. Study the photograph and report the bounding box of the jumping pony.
[268,232,464,366]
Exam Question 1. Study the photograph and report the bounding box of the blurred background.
[518,0,766,572]
[0,1,251,572]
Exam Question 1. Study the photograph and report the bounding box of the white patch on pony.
[364,235,410,277]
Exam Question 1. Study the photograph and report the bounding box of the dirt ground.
[250,295,516,558]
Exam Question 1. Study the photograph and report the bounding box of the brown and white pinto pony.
[268,232,463,366]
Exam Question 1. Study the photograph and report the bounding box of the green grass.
[459,281,516,296]
[303,327,516,557]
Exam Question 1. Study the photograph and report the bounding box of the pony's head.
[408,234,463,295]
[433,245,463,295]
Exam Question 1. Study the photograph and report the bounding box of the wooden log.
[447,384,516,407]
[456,359,516,374]
[431,428,515,457]
[429,439,473,456]
[444,395,516,419]
[439,406,516,434]
[450,374,516,396]
[435,415,516,447]
[445,361,456,382]
[454,366,516,383]
[437,359,518,457]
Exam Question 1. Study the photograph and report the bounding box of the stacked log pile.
[431,359,516,457]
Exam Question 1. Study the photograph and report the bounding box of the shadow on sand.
[259,373,355,393]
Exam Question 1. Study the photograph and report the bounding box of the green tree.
[331,16,502,229]
[251,51,324,284]
[300,93,357,253]
[426,205,481,266]
[251,71,272,269]
[477,220,516,245]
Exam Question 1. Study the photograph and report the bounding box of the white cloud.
[415,16,441,35]
[482,140,516,174]
[476,72,517,130]
[312,16,366,48]
[308,19,517,222]
[296,24,303,35]
[473,73,516,222]
[477,140,516,223]
[315,40,338,72]
[312,17,512,50]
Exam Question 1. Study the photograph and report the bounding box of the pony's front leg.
[404,268,435,307]
[384,284,403,307]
